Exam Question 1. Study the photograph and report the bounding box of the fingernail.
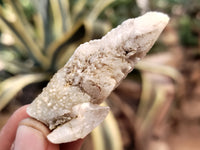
[13,118,50,150]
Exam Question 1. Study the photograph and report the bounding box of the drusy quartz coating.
[27,12,169,144]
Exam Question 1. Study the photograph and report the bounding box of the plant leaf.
[49,0,65,38]
[83,0,115,40]
[33,12,45,50]
[91,102,123,150]
[88,0,116,22]
[55,43,78,69]
[71,0,87,21]
[0,43,24,56]
[135,61,183,83]
[31,0,52,48]
[0,12,49,68]
[0,53,32,74]
[0,73,50,111]
[58,0,72,32]
[7,0,35,38]
[46,21,85,70]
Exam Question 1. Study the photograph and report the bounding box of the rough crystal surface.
[27,12,169,144]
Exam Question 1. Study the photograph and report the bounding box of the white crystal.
[47,102,109,143]
[27,11,169,144]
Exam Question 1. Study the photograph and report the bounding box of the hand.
[0,105,83,150]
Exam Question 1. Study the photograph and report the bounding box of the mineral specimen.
[27,12,169,144]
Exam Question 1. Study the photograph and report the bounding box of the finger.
[13,118,59,150]
[60,139,84,150]
[0,105,29,150]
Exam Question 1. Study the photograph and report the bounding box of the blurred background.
[0,0,199,149]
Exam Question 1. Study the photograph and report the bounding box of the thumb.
[13,118,58,150]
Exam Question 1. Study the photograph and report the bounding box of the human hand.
[0,105,83,150]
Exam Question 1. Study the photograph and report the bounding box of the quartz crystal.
[27,12,169,144]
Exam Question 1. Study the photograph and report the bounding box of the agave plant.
[0,0,142,149]
[0,0,122,110]
[0,0,181,149]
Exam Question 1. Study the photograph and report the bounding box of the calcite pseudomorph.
[27,12,169,144]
